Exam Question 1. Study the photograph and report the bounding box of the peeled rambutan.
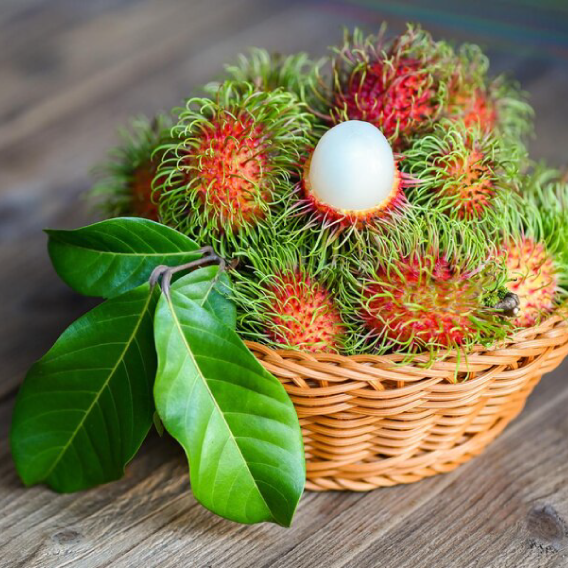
[296,120,410,233]
[92,115,172,221]
[504,239,557,328]
[403,119,519,234]
[327,26,453,150]
[232,243,345,353]
[156,81,313,253]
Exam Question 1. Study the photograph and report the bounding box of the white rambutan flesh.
[308,120,396,211]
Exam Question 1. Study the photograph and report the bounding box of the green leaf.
[47,217,200,298]
[171,265,237,330]
[154,273,305,526]
[10,283,158,492]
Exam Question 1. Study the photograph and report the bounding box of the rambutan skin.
[265,269,345,353]
[188,115,271,231]
[505,237,557,327]
[335,58,438,148]
[209,48,322,110]
[361,255,480,349]
[402,119,520,235]
[91,115,172,220]
[156,81,314,254]
[327,26,453,150]
[447,88,497,133]
[230,240,346,353]
[131,160,164,220]
[445,44,533,149]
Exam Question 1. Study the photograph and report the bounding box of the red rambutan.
[445,44,533,148]
[447,88,497,133]
[403,119,519,235]
[328,27,452,150]
[130,160,163,220]
[232,241,346,353]
[504,237,557,327]
[265,269,345,352]
[188,115,272,231]
[156,82,313,253]
[361,254,480,349]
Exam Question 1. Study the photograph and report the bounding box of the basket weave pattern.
[246,313,568,491]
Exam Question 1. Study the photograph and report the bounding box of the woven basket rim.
[245,310,568,382]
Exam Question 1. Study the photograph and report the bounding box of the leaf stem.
[149,246,228,298]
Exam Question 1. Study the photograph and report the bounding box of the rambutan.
[403,118,520,234]
[231,242,345,353]
[156,81,313,254]
[92,115,173,221]
[446,45,533,148]
[502,165,568,327]
[209,48,322,110]
[326,26,453,150]
[341,217,512,355]
[296,120,410,233]
[504,237,557,327]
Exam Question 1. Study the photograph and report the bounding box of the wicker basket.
[246,312,568,491]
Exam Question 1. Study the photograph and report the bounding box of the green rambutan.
[403,118,521,233]
[231,241,346,353]
[91,115,173,220]
[323,25,453,150]
[446,44,533,147]
[340,216,512,356]
[155,81,314,254]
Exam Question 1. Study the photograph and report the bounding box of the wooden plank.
[1,361,566,568]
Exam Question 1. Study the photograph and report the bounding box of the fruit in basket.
[13,21,568,530]
[208,48,322,109]
[324,26,453,150]
[504,237,557,327]
[155,81,314,254]
[342,218,512,354]
[446,44,533,148]
[403,118,520,234]
[232,242,345,353]
[301,120,406,228]
[503,165,568,327]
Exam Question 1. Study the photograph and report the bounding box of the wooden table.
[1,1,567,566]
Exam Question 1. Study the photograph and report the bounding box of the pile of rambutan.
[93,24,568,364]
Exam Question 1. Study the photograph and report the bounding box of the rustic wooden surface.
[1,1,567,566]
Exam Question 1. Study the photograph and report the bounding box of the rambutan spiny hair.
[402,118,521,236]
[230,240,346,353]
[208,48,324,111]
[155,81,314,255]
[91,114,174,220]
[320,25,453,150]
[502,165,568,327]
[446,44,533,150]
[339,216,513,357]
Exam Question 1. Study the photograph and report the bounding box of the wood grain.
[1,1,567,567]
